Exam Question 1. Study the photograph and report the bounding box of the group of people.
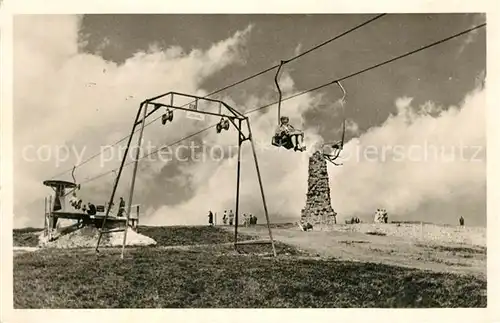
[207,210,258,226]
[345,216,361,224]
[242,213,258,226]
[69,192,97,216]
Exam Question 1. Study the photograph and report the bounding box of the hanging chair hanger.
[323,81,347,166]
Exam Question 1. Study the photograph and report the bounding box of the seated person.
[86,202,97,216]
[273,116,306,151]
[69,192,78,208]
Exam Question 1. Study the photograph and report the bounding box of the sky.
[12,13,486,228]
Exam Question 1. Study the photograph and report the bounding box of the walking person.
[228,209,234,226]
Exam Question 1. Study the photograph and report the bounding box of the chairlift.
[161,108,174,125]
[216,117,230,133]
[271,60,306,152]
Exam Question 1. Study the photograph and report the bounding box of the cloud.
[457,13,486,56]
[327,85,486,225]
[13,15,253,227]
[13,15,486,229]
[294,43,302,56]
[145,81,486,227]
[144,75,325,226]
[95,36,111,55]
[345,119,360,136]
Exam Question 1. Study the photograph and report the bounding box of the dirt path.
[230,225,486,278]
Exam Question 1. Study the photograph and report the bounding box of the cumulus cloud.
[144,74,325,225]
[144,81,486,227]
[294,43,302,56]
[345,119,360,136]
[13,15,486,229]
[328,86,486,225]
[457,13,486,56]
[13,15,252,227]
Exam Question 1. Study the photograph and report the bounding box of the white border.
[1,1,498,322]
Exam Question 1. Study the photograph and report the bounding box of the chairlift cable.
[76,22,487,184]
[50,14,387,179]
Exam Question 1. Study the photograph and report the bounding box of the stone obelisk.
[300,151,337,224]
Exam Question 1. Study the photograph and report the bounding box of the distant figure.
[459,216,465,226]
[299,220,313,231]
[346,216,359,224]
[222,210,228,225]
[208,211,214,226]
[69,192,83,210]
[374,208,388,223]
[243,213,248,226]
[76,198,82,210]
[87,202,97,216]
[250,214,257,225]
[69,192,78,208]
[228,210,234,226]
[118,197,125,217]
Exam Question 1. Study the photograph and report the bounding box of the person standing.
[208,210,214,226]
[459,216,465,226]
[222,210,228,225]
[118,197,126,217]
[228,209,234,226]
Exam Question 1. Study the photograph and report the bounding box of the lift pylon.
[95,92,277,258]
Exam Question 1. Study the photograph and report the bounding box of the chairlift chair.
[271,60,307,152]
[161,108,174,125]
[216,117,230,133]
[322,81,347,166]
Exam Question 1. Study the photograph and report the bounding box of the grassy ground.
[12,225,257,248]
[13,224,487,308]
[14,247,486,308]
[234,225,487,279]
[13,228,42,247]
[138,225,258,246]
